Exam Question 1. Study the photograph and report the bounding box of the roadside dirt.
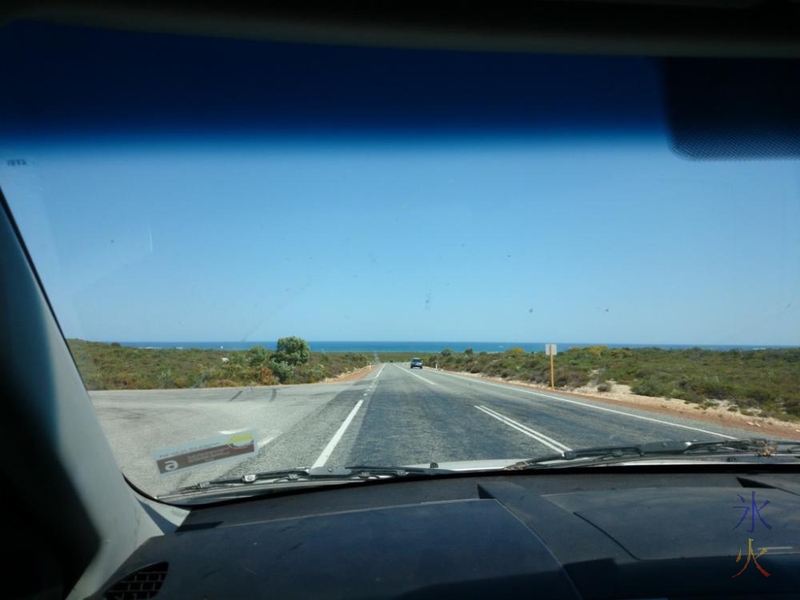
[446,370,800,440]
[321,364,375,384]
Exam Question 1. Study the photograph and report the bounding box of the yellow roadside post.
[545,344,557,390]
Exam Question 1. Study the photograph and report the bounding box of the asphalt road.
[92,363,777,497]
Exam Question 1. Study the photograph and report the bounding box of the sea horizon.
[105,340,796,353]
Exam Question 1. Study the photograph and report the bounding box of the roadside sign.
[545,344,557,356]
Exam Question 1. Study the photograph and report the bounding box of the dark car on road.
[410,358,423,369]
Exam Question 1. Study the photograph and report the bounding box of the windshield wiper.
[505,438,800,471]
[165,464,451,497]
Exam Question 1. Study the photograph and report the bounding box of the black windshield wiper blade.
[345,464,453,476]
[168,464,450,496]
[170,468,319,494]
[505,438,800,470]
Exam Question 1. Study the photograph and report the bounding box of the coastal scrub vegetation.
[67,338,370,389]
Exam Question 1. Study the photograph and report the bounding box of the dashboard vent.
[104,562,168,600]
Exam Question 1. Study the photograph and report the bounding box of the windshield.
[1,21,798,501]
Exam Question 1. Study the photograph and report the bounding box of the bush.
[631,378,672,398]
[744,387,775,403]
[247,345,269,366]
[584,345,608,357]
[268,359,294,383]
[158,368,175,388]
[565,371,590,389]
[674,388,704,403]
[293,363,330,384]
[597,382,612,392]
[274,336,310,366]
[259,366,278,385]
[783,397,800,416]
[464,348,474,356]
[693,379,735,400]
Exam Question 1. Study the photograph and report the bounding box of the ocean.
[114,341,790,353]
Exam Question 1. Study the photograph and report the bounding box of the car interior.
[2,1,800,599]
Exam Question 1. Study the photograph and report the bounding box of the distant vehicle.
[410,358,423,369]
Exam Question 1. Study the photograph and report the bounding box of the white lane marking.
[258,435,276,450]
[312,364,384,468]
[476,405,571,453]
[312,399,364,468]
[372,364,385,379]
[433,371,736,440]
[402,367,439,386]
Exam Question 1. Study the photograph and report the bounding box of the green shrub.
[693,379,735,400]
[293,363,330,384]
[744,387,775,403]
[631,378,672,398]
[274,336,310,366]
[565,371,590,389]
[268,360,294,383]
[247,345,269,366]
[674,388,704,403]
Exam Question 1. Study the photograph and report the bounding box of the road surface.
[92,362,776,496]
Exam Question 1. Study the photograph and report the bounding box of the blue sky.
[1,137,798,345]
[0,22,798,346]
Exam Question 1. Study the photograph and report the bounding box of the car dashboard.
[97,468,800,600]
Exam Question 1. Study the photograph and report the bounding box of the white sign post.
[545,344,557,389]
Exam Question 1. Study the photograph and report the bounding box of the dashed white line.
[312,400,364,468]
[475,405,571,454]
[432,370,736,440]
[402,366,439,386]
[312,363,385,468]
[372,364,385,380]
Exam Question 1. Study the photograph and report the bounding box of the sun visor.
[663,57,800,159]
